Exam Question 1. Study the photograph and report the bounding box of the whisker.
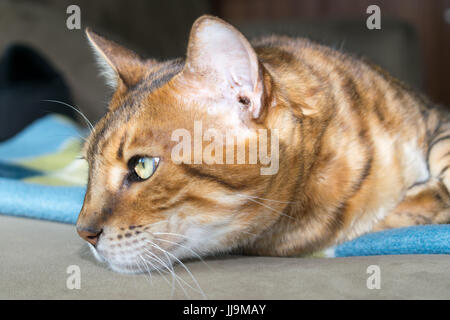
[142,249,187,298]
[42,99,94,132]
[141,250,172,285]
[142,243,180,297]
[142,251,181,299]
[152,236,213,270]
[152,232,196,241]
[236,193,298,204]
[142,220,169,231]
[243,196,295,220]
[144,240,204,297]
[136,254,153,285]
[148,240,206,299]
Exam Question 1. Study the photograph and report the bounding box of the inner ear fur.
[181,15,267,120]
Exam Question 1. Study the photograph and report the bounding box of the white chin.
[108,262,144,274]
[87,244,143,274]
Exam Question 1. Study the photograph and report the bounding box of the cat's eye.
[131,156,160,181]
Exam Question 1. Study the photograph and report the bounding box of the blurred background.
[1,0,449,124]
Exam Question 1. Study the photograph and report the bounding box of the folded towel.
[0,114,448,256]
[0,178,85,224]
[326,224,450,257]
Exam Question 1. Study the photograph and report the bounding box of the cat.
[77,15,450,273]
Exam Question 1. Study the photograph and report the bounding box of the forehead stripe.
[87,59,184,161]
[117,133,127,160]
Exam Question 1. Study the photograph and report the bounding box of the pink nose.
[77,227,102,246]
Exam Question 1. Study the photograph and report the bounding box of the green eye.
[133,157,159,180]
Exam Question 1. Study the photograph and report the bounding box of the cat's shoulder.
[251,35,316,51]
[250,34,348,64]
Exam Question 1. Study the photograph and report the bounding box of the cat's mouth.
[87,229,192,274]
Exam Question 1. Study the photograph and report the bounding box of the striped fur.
[77,16,450,273]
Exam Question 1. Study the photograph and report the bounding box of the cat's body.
[241,36,450,255]
[77,16,450,273]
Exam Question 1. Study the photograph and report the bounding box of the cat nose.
[77,227,103,246]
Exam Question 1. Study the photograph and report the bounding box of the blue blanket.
[0,115,448,256]
[0,115,86,224]
[329,224,450,257]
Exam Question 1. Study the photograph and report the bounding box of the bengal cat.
[76,15,450,273]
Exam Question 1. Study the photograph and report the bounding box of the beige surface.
[0,215,449,299]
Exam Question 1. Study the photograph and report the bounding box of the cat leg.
[374,118,450,231]
[373,178,450,231]
[427,120,450,194]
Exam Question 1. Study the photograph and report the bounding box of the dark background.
[2,0,449,122]
[217,0,450,110]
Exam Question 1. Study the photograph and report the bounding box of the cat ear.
[86,28,148,89]
[182,16,265,119]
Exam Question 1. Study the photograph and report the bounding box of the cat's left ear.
[86,29,149,89]
[181,16,265,120]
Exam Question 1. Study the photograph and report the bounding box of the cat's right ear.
[86,28,149,90]
[179,16,268,121]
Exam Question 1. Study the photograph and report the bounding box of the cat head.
[77,15,292,273]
